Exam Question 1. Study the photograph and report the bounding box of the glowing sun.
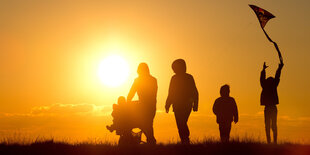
[98,55,130,87]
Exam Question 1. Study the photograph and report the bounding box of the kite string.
[262,28,284,64]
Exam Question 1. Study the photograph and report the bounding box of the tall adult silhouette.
[127,63,157,144]
[213,85,238,142]
[260,62,284,144]
[165,59,199,144]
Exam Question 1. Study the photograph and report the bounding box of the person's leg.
[219,122,231,142]
[143,126,156,144]
[264,107,271,144]
[141,117,156,144]
[139,108,156,144]
[174,109,191,144]
[271,106,278,144]
[226,122,232,142]
[219,123,225,142]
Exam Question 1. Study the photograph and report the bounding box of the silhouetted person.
[165,59,199,144]
[260,62,284,144]
[107,96,140,145]
[106,96,127,134]
[127,63,157,144]
[213,85,238,142]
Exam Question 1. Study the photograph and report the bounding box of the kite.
[249,4,283,64]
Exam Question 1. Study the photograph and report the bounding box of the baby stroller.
[107,97,145,145]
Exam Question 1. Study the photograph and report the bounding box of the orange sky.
[0,0,309,143]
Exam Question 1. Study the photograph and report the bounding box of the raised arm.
[260,62,268,87]
[212,100,218,115]
[275,63,284,86]
[127,79,138,102]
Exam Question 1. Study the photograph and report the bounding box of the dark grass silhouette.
[0,139,309,155]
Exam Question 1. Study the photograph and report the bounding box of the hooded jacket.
[260,65,283,106]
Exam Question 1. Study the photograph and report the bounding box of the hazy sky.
[0,0,309,143]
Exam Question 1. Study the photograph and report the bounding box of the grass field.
[0,140,309,155]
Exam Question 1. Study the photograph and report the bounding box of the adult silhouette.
[213,85,238,142]
[127,63,157,144]
[260,62,284,144]
[165,59,199,144]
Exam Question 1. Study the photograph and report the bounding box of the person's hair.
[118,96,126,105]
[172,59,186,74]
[137,63,150,76]
[220,84,230,97]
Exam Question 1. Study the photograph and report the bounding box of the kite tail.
[262,28,284,64]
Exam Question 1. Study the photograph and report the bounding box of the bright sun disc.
[98,55,129,87]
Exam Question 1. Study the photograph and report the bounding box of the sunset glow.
[0,0,309,145]
[98,55,130,87]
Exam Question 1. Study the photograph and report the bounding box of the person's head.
[266,77,274,85]
[220,84,230,97]
[172,59,186,74]
[118,96,126,105]
[137,63,150,76]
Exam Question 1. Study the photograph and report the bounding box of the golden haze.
[0,0,309,143]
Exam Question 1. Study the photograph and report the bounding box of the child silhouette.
[213,85,238,142]
[106,96,127,134]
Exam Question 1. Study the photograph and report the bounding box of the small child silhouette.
[260,62,284,144]
[106,97,143,145]
[213,85,238,142]
[106,96,127,134]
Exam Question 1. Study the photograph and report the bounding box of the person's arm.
[127,79,138,103]
[233,98,238,123]
[165,77,174,113]
[154,78,158,99]
[275,63,284,86]
[260,62,268,87]
[212,100,218,115]
[191,76,199,112]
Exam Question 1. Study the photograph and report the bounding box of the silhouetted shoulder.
[171,74,177,80]
[229,97,236,102]
[148,75,157,87]
[172,73,193,78]
[185,73,194,79]
[214,97,221,103]
[150,75,157,81]
[215,97,235,104]
[134,75,157,83]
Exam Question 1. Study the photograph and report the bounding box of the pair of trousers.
[174,108,191,144]
[264,105,278,143]
[139,109,156,144]
[141,122,156,144]
[219,122,231,142]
